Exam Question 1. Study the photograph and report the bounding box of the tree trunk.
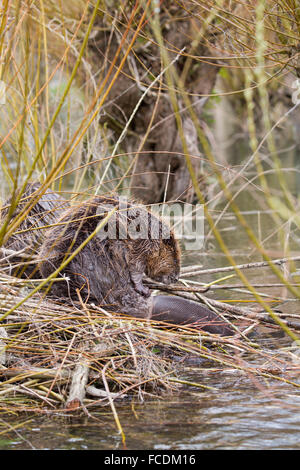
[90,6,219,203]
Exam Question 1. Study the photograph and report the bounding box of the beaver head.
[145,232,181,285]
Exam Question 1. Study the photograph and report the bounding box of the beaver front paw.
[134,283,151,298]
[129,271,150,297]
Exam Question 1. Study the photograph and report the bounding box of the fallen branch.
[65,351,89,410]
[180,255,300,278]
[86,385,120,399]
[0,365,71,381]
[146,281,210,293]
[65,341,115,410]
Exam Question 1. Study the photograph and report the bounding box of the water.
[2,365,299,450]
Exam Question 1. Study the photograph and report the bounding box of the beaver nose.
[162,275,177,285]
[160,275,170,284]
[170,273,179,283]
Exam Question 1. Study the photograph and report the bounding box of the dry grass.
[0,261,299,415]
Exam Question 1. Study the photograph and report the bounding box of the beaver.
[38,194,181,315]
[1,183,234,335]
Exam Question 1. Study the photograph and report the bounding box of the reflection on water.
[2,367,300,450]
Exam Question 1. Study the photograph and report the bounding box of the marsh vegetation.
[0,0,300,449]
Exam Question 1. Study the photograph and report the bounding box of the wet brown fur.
[38,194,181,313]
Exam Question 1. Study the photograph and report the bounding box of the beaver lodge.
[0,267,299,415]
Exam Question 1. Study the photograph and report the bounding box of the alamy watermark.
[292,79,300,105]
[95,197,205,251]
[291,340,300,364]
[0,80,5,105]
